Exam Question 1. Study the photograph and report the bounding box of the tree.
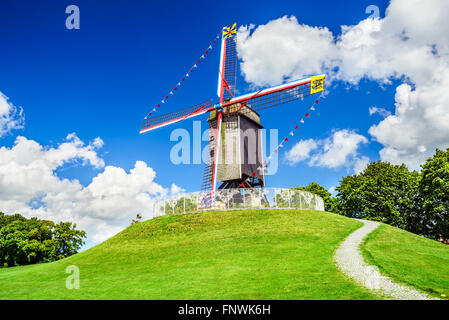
[294,182,337,212]
[335,161,420,228]
[161,197,198,215]
[418,148,449,240]
[0,213,86,267]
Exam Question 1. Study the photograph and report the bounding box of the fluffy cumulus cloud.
[0,92,24,137]
[285,129,368,173]
[0,134,178,244]
[237,17,337,87]
[237,0,449,170]
[285,139,318,165]
[369,106,391,118]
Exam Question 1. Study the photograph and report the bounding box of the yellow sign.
[223,22,237,39]
[310,75,325,94]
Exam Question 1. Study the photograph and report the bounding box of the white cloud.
[170,183,185,195]
[0,134,180,244]
[369,106,391,118]
[308,130,368,169]
[0,92,24,138]
[285,139,318,165]
[237,16,338,87]
[353,156,370,174]
[237,0,449,170]
[285,129,368,172]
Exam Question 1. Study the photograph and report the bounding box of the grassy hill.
[0,209,447,300]
[361,223,449,299]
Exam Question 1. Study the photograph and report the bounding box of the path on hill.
[334,219,439,300]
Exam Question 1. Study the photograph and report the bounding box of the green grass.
[361,223,449,299]
[0,209,378,300]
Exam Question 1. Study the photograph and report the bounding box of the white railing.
[152,188,324,217]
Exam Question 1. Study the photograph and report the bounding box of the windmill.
[140,23,326,209]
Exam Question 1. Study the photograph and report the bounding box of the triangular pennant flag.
[157,104,160,107]
[295,125,299,129]
[201,55,205,59]
[152,108,156,112]
[165,96,169,99]
[268,155,272,159]
[284,138,288,142]
[274,149,278,154]
[177,82,181,86]
[169,91,173,95]
[186,73,189,77]
[161,100,165,103]
[310,106,315,111]
[305,113,310,117]
[264,161,268,166]
[279,144,283,148]
[240,183,245,187]
[252,172,256,177]
[290,132,294,136]
[315,100,319,104]
[300,119,304,123]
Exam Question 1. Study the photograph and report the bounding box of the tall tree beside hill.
[0,213,86,267]
[294,182,337,212]
[418,148,449,241]
[335,161,420,229]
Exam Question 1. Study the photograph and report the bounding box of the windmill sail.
[140,99,213,133]
[224,75,326,114]
[217,23,238,103]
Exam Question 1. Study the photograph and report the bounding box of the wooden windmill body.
[207,103,264,189]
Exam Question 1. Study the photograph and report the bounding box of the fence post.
[273,189,278,209]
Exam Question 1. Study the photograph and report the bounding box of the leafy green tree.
[0,213,86,267]
[162,197,198,215]
[418,148,449,240]
[335,161,420,228]
[294,182,337,212]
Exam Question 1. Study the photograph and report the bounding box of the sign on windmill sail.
[310,75,325,94]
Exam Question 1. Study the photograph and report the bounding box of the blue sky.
[0,0,389,189]
[2,0,448,245]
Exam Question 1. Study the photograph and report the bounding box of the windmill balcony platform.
[152,188,325,218]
